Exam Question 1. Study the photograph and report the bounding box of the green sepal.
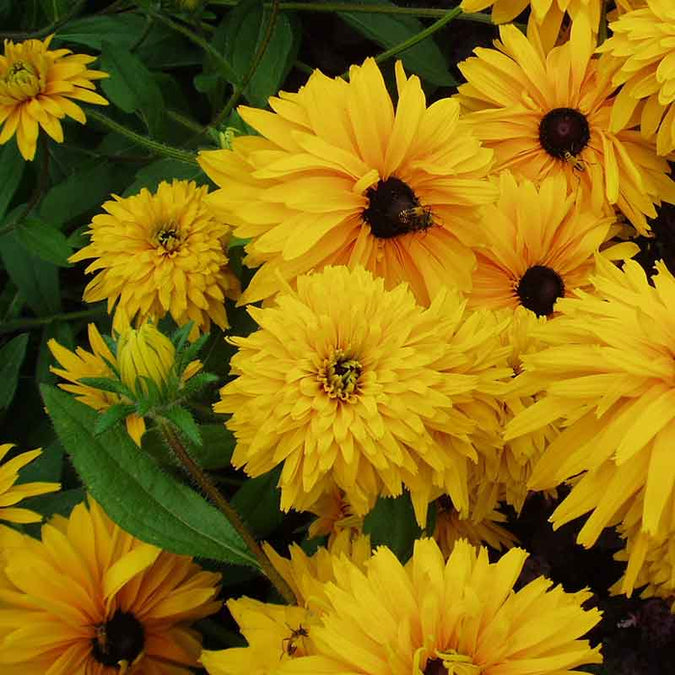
[161,405,202,447]
[94,403,137,435]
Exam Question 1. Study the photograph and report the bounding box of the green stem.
[148,10,240,85]
[0,307,106,335]
[158,420,297,605]
[208,1,493,23]
[0,0,87,40]
[88,110,198,165]
[211,0,281,129]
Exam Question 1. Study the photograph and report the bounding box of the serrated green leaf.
[0,143,24,222]
[100,41,165,135]
[231,469,283,538]
[0,334,29,410]
[335,0,454,87]
[162,406,202,447]
[16,217,73,267]
[42,385,257,567]
[363,492,424,563]
[94,404,136,435]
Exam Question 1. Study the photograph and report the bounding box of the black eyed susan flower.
[215,266,511,527]
[0,35,108,160]
[276,538,602,674]
[0,443,59,523]
[505,258,675,555]
[69,180,241,339]
[597,0,675,156]
[456,15,675,235]
[199,58,497,307]
[0,499,221,674]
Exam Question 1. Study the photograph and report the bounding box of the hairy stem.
[159,420,297,605]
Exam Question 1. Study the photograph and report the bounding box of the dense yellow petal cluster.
[505,259,675,573]
[0,444,59,523]
[598,0,675,155]
[199,58,496,306]
[275,539,602,674]
[0,499,221,674]
[456,15,675,234]
[70,180,241,339]
[216,266,511,526]
[0,35,108,160]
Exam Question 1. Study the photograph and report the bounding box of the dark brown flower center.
[424,659,449,675]
[538,108,590,159]
[92,610,145,668]
[362,177,433,239]
[155,224,181,252]
[318,349,362,401]
[516,265,565,316]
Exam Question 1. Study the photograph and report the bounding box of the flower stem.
[0,307,106,335]
[158,420,297,605]
[0,0,87,39]
[87,110,198,165]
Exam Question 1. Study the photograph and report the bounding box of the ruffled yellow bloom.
[306,486,363,542]
[468,172,624,317]
[456,15,675,235]
[215,266,511,526]
[278,538,602,674]
[460,0,602,51]
[0,499,221,674]
[69,180,241,339]
[597,0,675,156]
[48,322,201,446]
[505,258,675,552]
[201,532,371,674]
[199,58,496,307]
[0,35,107,160]
[0,444,59,523]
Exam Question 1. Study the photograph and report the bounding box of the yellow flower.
[48,322,201,446]
[199,58,496,307]
[597,0,675,156]
[201,532,371,674]
[0,443,59,523]
[277,538,602,674]
[117,322,176,396]
[505,258,675,551]
[433,496,517,556]
[468,172,625,317]
[0,498,221,674]
[460,0,603,50]
[69,180,241,339]
[0,35,108,160]
[456,15,675,235]
[215,266,511,526]
[306,487,363,542]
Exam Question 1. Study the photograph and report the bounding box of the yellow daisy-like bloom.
[199,58,497,307]
[0,443,59,523]
[597,0,675,156]
[306,486,363,542]
[456,15,675,235]
[279,538,602,675]
[48,322,202,446]
[0,35,108,160]
[433,496,517,556]
[0,498,221,674]
[505,258,675,551]
[468,172,623,317]
[201,532,372,674]
[69,180,241,339]
[215,266,511,526]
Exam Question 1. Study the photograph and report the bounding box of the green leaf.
[231,469,283,538]
[0,334,29,410]
[56,14,148,51]
[16,217,73,267]
[162,406,202,447]
[100,41,165,135]
[335,0,454,86]
[223,0,300,108]
[363,492,424,563]
[142,423,236,470]
[0,143,24,222]
[42,385,257,567]
[123,159,203,197]
[0,231,61,315]
[94,404,136,435]
[16,440,63,483]
[78,377,132,398]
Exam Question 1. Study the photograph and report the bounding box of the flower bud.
[117,323,175,395]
